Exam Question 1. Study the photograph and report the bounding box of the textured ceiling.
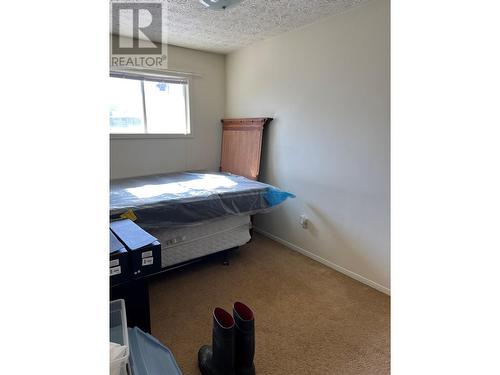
[112,0,371,54]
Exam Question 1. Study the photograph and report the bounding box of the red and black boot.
[198,308,236,375]
[233,302,256,375]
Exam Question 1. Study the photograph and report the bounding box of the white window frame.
[109,70,193,139]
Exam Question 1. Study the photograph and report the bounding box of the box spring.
[147,215,251,268]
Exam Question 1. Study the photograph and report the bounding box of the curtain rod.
[109,67,203,78]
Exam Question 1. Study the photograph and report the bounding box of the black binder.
[109,230,129,286]
[110,219,161,278]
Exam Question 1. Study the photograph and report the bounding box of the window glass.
[109,75,190,135]
[109,77,145,134]
[143,80,188,134]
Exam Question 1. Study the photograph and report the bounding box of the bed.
[110,171,294,268]
[110,117,293,269]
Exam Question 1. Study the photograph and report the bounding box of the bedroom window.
[109,72,191,136]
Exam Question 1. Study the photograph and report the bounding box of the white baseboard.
[253,227,390,296]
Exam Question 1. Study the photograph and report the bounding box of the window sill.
[110,133,194,140]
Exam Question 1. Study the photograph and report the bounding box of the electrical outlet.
[300,214,308,229]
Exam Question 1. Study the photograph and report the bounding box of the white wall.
[110,44,225,179]
[225,0,390,292]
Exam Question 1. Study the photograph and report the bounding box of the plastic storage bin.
[128,327,182,375]
[110,299,130,375]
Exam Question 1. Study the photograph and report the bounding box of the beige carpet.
[149,234,390,375]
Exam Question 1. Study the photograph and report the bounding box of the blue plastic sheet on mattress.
[110,172,294,228]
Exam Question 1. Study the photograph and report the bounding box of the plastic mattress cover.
[110,172,294,227]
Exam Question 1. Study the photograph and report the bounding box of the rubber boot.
[198,308,235,375]
[233,302,256,375]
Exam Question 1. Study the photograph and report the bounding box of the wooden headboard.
[220,117,273,180]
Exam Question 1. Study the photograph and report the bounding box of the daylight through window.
[109,73,190,135]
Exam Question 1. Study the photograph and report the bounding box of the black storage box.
[110,229,130,286]
[110,219,162,278]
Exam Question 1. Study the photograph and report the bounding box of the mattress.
[147,215,251,268]
[110,172,294,227]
